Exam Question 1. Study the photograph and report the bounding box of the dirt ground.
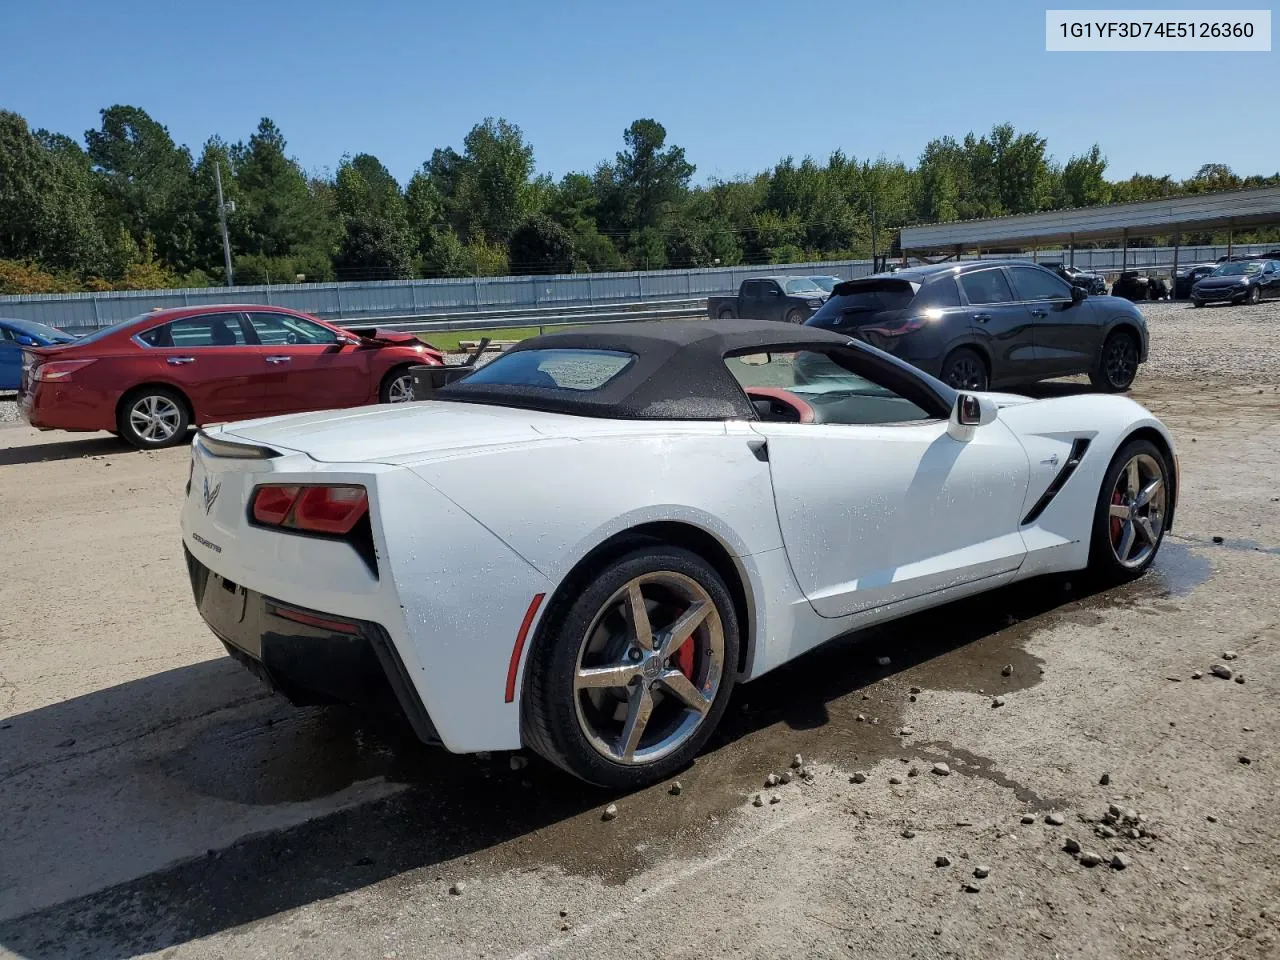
[1,300,1278,960]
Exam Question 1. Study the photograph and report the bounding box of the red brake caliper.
[1110,490,1124,544]
[675,608,696,680]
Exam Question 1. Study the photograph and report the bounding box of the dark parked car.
[1,317,77,390]
[1174,264,1217,299]
[1191,259,1280,306]
[1111,272,1169,302]
[1041,262,1107,296]
[707,276,828,324]
[804,260,1149,392]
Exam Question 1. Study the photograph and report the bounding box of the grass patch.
[417,324,589,351]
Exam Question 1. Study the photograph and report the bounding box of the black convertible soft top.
[434,318,953,420]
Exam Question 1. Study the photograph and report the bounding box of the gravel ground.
[0,300,1278,959]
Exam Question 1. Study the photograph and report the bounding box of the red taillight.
[35,358,97,381]
[252,485,301,526]
[251,484,368,535]
[291,486,369,534]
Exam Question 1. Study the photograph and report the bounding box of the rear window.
[457,348,635,392]
[806,279,918,328]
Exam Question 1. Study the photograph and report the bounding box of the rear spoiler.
[410,337,491,400]
[831,277,920,296]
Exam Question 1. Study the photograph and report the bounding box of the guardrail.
[357,298,708,336]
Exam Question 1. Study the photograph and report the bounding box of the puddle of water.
[160,539,1215,889]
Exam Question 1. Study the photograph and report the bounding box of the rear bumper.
[19,380,117,432]
[185,545,440,744]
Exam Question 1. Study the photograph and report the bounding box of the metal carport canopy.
[899,186,1280,253]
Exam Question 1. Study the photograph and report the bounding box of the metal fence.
[0,243,1274,334]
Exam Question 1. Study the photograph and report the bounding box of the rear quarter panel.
[403,423,798,683]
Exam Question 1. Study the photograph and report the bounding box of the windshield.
[807,276,838,293]
[1213,262,1260,277]
[454,348,635,391]
[2,318,73,341]
[784,278,823,295]
[724,349,931,425]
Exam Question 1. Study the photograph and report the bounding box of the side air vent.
[1021,438,1091,526]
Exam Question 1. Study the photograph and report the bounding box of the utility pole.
[214,162,235,287]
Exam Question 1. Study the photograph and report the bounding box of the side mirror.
[14,334,37,347]
[1071,286,1086,303]
[948,392,997,440]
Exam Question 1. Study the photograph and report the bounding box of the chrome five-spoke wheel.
[523,545,739,787]
[1107,452,1167,569]
[574,572,725,765]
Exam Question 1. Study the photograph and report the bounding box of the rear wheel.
[117,387,190,449]
[1088,438,1170,583]
[1191,298,1204,308]
[522,545,739,788]
[940,347,988,391]
[784,309,805,325]
[379,366,416,403]
[1090,331,1139,392]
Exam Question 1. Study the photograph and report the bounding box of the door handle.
[167,356,195,365]
[1030,308,1048,317]
[264,355,291,364]
[973,313,991,323]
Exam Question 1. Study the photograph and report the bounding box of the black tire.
[116,387,190,450]
[1090,330,1139,392]
[717,308,735,320]
[1087,437,1171,584]
[784,309,805,325]
[522,544,740,789]
[379,365,416,403]
[1247,285,1262,305]
[939,347,989,391]
[1191,299,1204,308]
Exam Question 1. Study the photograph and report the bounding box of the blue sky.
[2,0,1275,185]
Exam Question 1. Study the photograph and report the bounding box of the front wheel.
[940,347,989,391]
[717,308,735,320]
[1191,298,1204,308]
[379,366,416,403]
[1087,438,1170,583]
[784,309,805,325]
[117,388,190,449]
[1090,331,1139,392]
[1247,285,1262,305]
[522,545,739,788]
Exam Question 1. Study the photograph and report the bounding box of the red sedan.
[19,304,444,449]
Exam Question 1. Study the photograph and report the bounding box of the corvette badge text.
[1046,9,1271,51]
[191,531,222,554]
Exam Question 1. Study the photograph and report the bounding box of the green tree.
[509,215,576,274]
[232,118,336,261]
[0,110,108,274]
[334,216,413,279]
[455,118,538,244]
[84,105,197,272]
[609,119,694,232]
[1059,144,1111,208]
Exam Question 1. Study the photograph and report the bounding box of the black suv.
[804,260,1149,392]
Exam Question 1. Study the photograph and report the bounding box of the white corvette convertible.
[181,319,1177,787]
